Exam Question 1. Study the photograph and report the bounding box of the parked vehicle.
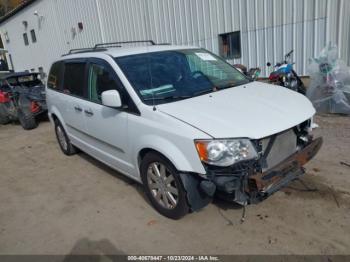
[0,72,47,129]
[233,64,261,80]
[267,50,306,95]
[47,41,322,219]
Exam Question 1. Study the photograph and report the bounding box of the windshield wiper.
[218,80,249,90]
[143,81,249,102]
[192,81,249,97]
[192,88,216,96]
[143,95,192,102]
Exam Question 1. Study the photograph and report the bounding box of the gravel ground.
[0,115,349,255]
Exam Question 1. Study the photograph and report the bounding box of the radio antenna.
[143,0,156,111]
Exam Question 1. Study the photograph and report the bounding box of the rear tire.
[0,104,10,125]
[18,110,38,130]
[140,152,189,219]
[54,119,77,156]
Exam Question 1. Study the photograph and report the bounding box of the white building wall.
[0,0,349,77]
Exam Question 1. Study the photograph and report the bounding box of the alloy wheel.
[147,162,179,209]
[56,125,68,151]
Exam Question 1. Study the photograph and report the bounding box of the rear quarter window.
[47,61,64,90]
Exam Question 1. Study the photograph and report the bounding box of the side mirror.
[101,90,122,108]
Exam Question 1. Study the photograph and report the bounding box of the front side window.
[88,63,120,103]
[115,49,248,105]
[63,62,87,98]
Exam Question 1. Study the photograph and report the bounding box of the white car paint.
[158,81,315,139]
[46,45,316,182]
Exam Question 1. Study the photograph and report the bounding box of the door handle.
[84,109,94,116]
[74,106,82,112]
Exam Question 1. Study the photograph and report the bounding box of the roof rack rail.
[62,47,107,56]
[93,40,156,49]
[63,40,170,56]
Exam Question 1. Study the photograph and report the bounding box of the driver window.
[88,63,120,103]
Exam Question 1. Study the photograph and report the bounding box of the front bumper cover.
[181,137,323,211]
[249,137,323,197]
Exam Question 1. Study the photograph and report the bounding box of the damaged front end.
[182,120,323,211]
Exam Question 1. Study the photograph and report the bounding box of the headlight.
[195,139,258,167]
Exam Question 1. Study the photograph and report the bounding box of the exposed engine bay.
[180,119,323,211]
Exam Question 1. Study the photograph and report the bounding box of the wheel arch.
[138,148,175,169]
[135,135,206,176]
[49,107,67,130]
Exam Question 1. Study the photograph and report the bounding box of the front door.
[82,58,132,174]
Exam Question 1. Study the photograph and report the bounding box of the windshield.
[115,49,249,105]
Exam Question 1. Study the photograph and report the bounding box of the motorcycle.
[267,50,306,95]
[0,72,47,130]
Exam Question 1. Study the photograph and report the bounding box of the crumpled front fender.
[179,173,212,211]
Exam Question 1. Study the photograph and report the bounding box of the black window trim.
[47,58,140,116]
[87,58,122,104]
[86,57,140,115]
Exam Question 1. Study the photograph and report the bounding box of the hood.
[158,82,315,139]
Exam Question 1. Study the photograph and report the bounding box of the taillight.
[0,92,10,103]
[30,101,40,113]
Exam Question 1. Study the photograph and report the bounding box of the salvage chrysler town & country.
[46,41,322,219]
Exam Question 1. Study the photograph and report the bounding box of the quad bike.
[0,72,47,130]
[266,50,306,95]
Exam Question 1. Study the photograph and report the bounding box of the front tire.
[54,120,77,156]
[140,152,189,219]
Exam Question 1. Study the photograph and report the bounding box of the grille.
[261,129,297,172]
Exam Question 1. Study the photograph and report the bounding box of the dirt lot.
[0,115,349,255]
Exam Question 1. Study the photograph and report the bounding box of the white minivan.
[46,41,322,219]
